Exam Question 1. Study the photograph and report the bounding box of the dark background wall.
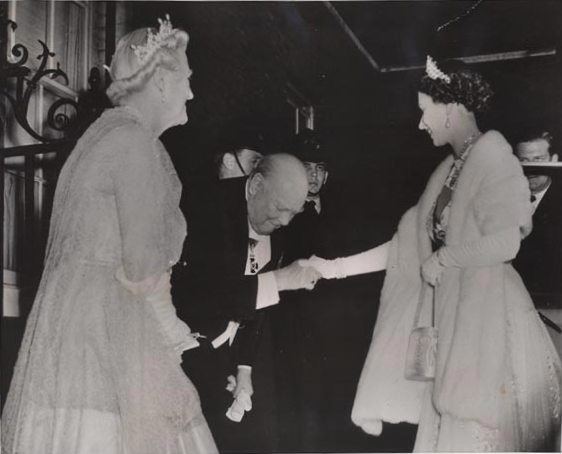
[134,1,562,251]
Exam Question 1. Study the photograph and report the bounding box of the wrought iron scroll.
[0,10,110,322]
[1,19,79,143]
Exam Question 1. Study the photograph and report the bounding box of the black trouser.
[182,321,279,453]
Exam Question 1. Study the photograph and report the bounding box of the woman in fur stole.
[303,58,561,451]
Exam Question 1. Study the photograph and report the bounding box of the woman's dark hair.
[418,59,494,114]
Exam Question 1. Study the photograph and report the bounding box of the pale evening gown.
[1,106,218,454]
[351,131,561,451]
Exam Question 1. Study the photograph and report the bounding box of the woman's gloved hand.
[421,250,446,286]
[298,255,346,280]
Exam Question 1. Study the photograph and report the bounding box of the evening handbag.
[404,283,437,381]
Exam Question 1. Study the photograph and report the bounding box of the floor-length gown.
[352,131,561,451]
[1,106,218,454]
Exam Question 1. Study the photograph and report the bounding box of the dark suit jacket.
[172,177,284,366]
[281,197,338,265]
[513,179,562,308]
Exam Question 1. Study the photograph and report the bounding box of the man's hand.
[273,261,321,291]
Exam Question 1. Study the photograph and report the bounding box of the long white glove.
[115,266,161,296]
[117,269,199,356]
[300,241,390,280]
[299,256,347,280]
[437,226,521,268]
[145,273,199,354]
[421,227,521,286]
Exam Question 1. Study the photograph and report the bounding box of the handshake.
[273,256,346,292]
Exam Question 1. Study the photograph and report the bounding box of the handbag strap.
[412,282,435,328]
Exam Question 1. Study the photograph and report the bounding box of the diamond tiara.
[131,14,175,64]
[426,55,451,83]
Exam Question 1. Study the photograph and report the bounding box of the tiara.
[131,14,175,64]
[426,55,451,83]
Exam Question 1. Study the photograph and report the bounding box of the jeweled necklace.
[460,130,482,157]
[446,131,481,189]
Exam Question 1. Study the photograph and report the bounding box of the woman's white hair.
[106,26,189,105]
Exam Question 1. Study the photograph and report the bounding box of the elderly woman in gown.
[306,58,561,451]
[2,17,218,454]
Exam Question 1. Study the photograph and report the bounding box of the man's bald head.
[247,153,308,235]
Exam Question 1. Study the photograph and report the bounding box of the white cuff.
[211,321,240,349]
[237,364,252,372]
[255,271,280,310]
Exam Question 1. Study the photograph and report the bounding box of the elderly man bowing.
[172,153,319,452]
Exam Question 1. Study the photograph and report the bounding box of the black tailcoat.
[172,177,283,452]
